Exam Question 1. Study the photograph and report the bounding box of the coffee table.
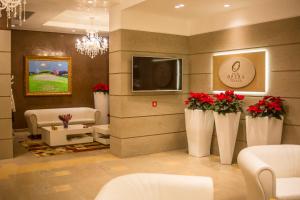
[41,124,94,146]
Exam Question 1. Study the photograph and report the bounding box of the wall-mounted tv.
[132,56,183,92]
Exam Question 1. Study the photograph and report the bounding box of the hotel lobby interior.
[0,0,300,200]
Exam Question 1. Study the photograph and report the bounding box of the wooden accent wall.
[11,30,109,129]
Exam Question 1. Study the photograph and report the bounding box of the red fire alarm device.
[152,101,157,107]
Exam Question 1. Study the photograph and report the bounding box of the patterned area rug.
[20,139,110,157]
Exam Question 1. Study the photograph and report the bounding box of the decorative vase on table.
[184,92,215,157]
[58,114,72,129]
[93,83,109,124]
[246,96,286,146]
[213,90,244,165]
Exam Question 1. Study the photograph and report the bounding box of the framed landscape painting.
[25,56,72,96]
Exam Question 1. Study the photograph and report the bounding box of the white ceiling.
[11,0,300,35]
[127,0,273,19]
[121,0,300,35]
[13,0,120,34]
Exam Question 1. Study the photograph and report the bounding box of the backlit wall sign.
[212,49,269,96]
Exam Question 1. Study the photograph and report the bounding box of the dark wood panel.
[0,13,9,30]
[11,30,109,129]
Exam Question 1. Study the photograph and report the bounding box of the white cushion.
[26,107,96,123]
[95,173,213,200]
[238,145,300,200]
[276,178,300,200]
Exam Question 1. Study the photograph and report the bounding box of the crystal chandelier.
[75,31,108,59]
[0,0,27,26]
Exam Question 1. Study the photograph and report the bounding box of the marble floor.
[0,138,247,200]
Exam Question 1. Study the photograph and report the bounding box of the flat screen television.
[132,56,183,92]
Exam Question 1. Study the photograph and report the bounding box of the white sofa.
[95,173,213,200]
[25,107,101,135]
[238,145,300,200]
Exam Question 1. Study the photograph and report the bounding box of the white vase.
[213,112,241,165]
[246,116,283,147]
[185,109,215,157]
[94,92,109,124]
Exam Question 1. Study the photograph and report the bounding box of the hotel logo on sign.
[218,57,256,88]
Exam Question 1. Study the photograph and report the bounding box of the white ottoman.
[93,124,110,145]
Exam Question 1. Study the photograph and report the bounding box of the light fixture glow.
[212,48,269,96]
[175,3,185,9]
[224,4,231,8]
[87,0,94,4]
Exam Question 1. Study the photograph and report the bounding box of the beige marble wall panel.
[0,139,13,159]
[0,30,11,52]
[284,98,300,125]
[0,52,11,74]
[268,44,300,71]
[109,30,122,52]
[109,51,122,74]
[109,73,189,95]
[109,51,189,74]
[110,94,185,118]
[0,119,12,139]
[189,53,213,74]
[189,44,300,75]
[110,114,185,138]
[0,75,10,96]
[121,29,189,54]
[189,17,300,54]
[282,125,300,144]
[269,71,300,97]
[189,74,212,93]
[110,132,187,157]
[0,97,11,118]
[109,73,130,96]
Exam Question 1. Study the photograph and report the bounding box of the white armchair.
[95,173,213,200]
[237,145,300,200]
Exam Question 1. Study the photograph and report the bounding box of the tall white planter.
[185,109,215,157]
[94,92,109,124]
[214,112,241,165]
[246,116,283,147]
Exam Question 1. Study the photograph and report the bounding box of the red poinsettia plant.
[92,83,109,94]
[247,96,286,119]
[214,90,244,115]
[185,92,214,110]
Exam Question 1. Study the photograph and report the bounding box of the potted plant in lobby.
[213,90,244,164]
[184,92,215,157]
[93,83,109,124]
[246,96,286,146]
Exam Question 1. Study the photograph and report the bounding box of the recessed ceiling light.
[224,4,231,8]
[175,3,185,9]
[87,0,94,4]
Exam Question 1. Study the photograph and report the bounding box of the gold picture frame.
[25,56,72,96]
